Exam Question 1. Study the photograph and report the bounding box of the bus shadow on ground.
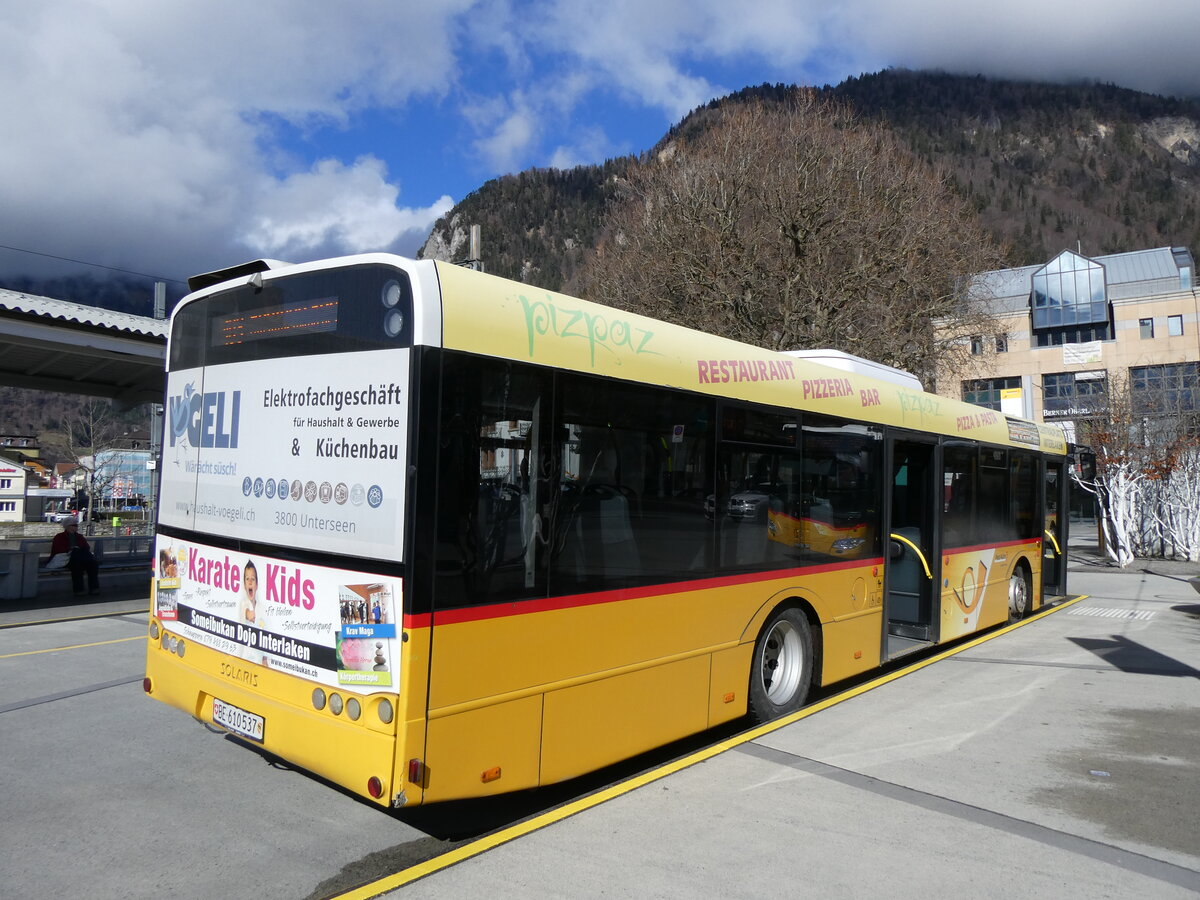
[299,719,748,900]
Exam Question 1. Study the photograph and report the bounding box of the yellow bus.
[144,254,1072,807]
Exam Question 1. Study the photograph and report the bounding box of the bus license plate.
[212,697,265,742]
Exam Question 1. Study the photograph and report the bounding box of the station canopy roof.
[0,288,166,407]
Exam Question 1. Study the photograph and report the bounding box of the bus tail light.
[376,698,394,724]
[367,776,384,799]
[408,758,425,786]
[143,677,153,693]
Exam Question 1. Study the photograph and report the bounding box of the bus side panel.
[426,565,884,712]
[395,624,433,806]
[540,655,710,785]
[742,571,884,688]
[820,608,884,684]
[1030,543,1048,612]
[708,644,753,725]
[940,541,1042,640]
[422,695,543,802]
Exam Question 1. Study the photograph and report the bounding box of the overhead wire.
[0,242,187,285]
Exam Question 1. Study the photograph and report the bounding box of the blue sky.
[1,0,1198,289]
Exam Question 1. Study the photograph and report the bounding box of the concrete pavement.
[371,541,1200,898]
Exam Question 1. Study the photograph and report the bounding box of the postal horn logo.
[168,382,241,449]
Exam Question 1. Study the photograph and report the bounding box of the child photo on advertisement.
[240,559,259,624]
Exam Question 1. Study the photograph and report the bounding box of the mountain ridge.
[419,69,1200,287]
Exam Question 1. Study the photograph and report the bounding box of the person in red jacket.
[49,521,100,596]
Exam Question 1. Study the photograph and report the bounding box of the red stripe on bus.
[402,557,885,628]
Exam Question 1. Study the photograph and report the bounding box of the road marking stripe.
[0,608,149,630]
[0,636,143,659]
[330,594,1088,899]
[1067,606,1156,620]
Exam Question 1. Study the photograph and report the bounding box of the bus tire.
[1008,563,1032,622]
[748,607,813,724]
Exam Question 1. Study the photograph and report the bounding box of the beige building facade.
[944,246,1200,435]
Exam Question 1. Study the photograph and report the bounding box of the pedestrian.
[48,521,100,596]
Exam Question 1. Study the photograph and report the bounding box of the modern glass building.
[951,246,1199,426]
[94,447,152,507]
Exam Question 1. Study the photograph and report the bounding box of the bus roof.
[432,260,1068,457]
[173,253,1067,457]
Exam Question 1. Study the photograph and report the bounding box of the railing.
[20,536,154,570]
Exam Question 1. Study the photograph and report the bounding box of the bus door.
[1041,458,1066,597]
[885,438,938,659]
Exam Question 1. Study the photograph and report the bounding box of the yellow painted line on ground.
[332,593,1089,900]
[0,635,144,659]
[0,608,149,630]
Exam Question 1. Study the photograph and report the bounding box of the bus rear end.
[145,256,434,807]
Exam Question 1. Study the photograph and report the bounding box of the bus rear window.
[171,264,412,369]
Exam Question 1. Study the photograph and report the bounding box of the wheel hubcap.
[1009,573,1028,616]
[760,619,803,704]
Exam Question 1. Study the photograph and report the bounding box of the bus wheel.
[748,607,813,723]
[1008,565,1031,621]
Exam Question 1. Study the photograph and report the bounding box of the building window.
[1168,315,1184,337]
[0,501,14,512]
[1033,323,1111,347]
[1031,250,1108,328]
[962,376,1021,411]
[1131,362,1200,413]
[1042,372,1108,420]
[1139,318,1154,339]
[0,479,10,490]
[995,334,1008,353]
[970,335,983,355]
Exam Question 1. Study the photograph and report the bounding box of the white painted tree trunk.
[1153,448,1200,562]
[1079,463,1141,567]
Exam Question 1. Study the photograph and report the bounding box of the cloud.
[834,0,1200,100]
[1,0,1198,286]
[548,126,618,171]
[243,157,454,260]
[0,1,470,280]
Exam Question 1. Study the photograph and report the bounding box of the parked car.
[705,484,776,522]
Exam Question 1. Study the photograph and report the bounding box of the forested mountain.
[7,70,1200,446]
[420,69,1200,286]
[419,158,635,290]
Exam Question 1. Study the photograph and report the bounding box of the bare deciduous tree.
[42,400,128,532]
[571,96,1006,387]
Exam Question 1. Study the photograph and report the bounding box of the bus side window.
[552,374,713,592]
[942,444,976,549]
[434,354,550,608]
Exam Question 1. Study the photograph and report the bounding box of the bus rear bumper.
[145,632,404,807]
